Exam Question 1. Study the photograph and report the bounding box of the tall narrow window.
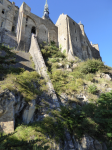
[1,21,3,27]
[12,26,15,32]
[76,37,77,41]
[2,9,5,14]
[26,17,28,21]
[75,29,76,33]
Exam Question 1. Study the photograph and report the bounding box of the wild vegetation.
[40,42,112,149]
[0,43,112,149]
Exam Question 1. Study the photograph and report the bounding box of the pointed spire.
[44,0,49,14]
[42,0,54,24]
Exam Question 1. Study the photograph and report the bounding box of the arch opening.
[31,26,36,34]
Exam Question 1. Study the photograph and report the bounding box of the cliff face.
[0,44,111,149]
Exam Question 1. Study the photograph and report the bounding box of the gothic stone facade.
[0,0,101,60]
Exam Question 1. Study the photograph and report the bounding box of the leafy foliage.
[88,84,98,94]
[79,59,111,74]
[1,71,47,101]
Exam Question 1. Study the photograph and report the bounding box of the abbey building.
[0,0,101,60]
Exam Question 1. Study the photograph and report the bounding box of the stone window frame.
[0,0,3,4]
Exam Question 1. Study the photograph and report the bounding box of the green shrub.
[80,59,107,74]
[88,84,98,94]
[63,49,66,55]
[8,67,25,74]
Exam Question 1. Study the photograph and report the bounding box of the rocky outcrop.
[0,89,108,150]
[0,89,53,133]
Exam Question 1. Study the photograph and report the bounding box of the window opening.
[31,26,36,34]
[12,26,15,32]
[26,17,28,21]
[15,11,18,14]
[1,21,3,27]
[76,37,77,41]
[73,22,75,25]
[2,9,5,14]
[75,29,76,33]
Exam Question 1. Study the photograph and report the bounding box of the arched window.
[2,9,5,14]
[12,26,15,32]
[31,26,36,34]
[0,0,3,4]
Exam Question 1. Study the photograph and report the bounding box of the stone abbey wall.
[0,0,101,60]
[17,2,58,52]
[0,0,19,32]
[56,14,101,60]
[0,0,18,47]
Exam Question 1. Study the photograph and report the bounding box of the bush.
[88,84,98,94]
[80,59,107,74]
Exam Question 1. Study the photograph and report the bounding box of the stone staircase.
[29,34,60,109]
[29,34,78,150]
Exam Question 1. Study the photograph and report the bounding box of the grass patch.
[0,71,47,101]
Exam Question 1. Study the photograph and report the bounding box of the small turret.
[79,21,85,36]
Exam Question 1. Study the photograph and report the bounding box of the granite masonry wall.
[56,14,101,60]
[17,2,58,52]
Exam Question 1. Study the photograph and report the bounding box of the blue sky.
[13,0,112,67]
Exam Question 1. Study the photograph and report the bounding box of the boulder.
[73,63,78,68]
[100,73,111,81]
[22,100,36,124]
